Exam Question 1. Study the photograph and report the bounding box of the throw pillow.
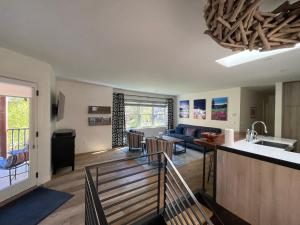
[195,128,203,138]
[185,127,196,137]
[175,127,184,134]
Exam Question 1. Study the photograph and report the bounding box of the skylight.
[216,43,300,68]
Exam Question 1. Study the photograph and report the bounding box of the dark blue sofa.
[166,124,222,152]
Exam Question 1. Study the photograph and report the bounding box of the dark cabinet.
[52,129,76,174]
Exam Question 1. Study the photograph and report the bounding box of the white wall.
[56,79,113,154]
[0,47,54,185]
[50,70,57,133]
[177,87,241,131]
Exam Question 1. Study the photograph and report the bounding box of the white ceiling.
[0,0,299,95]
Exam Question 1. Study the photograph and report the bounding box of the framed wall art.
[179,100,190,118]
[211,97,228,121]
[194,99,206,120]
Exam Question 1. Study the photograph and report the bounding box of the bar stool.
[207,154,214,183]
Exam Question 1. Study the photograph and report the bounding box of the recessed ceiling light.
[216,43,300,68]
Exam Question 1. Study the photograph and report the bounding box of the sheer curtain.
[112,93,126,147]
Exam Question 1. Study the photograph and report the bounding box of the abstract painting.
[194,99,206,120]
[211,97,228,121]
[179,100,189,118]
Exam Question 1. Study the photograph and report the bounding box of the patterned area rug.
[120,146,204,167]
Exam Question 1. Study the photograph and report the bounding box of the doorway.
[0,77,37,202]
[240,85,276,136]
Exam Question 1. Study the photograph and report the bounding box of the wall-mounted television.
[52,91,65,121]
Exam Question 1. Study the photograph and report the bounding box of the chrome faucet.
[246,121,268,142]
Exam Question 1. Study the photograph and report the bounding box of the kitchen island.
[216,136,299,225]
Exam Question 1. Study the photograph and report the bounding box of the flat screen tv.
[56,91,65,121]
[52,92,65,121]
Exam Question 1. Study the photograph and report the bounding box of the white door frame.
[0,76,38,203]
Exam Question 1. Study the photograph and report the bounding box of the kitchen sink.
[254,140,290,150]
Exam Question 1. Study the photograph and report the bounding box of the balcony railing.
[0,128,30,187]
[85,152,214,225]
[7,128,29,151]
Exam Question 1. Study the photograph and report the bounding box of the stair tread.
[167,204,213,225]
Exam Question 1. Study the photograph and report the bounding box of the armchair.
[146,138,173,163]
[145,138,158,163]
[157,138,173,160]
[127,131,144,152]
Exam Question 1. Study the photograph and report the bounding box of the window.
[125,101,168,129]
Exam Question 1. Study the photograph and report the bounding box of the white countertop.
[222,136,300,166]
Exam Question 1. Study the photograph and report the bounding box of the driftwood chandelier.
[204,0,300,51]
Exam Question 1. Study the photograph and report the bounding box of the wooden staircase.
[85,152,214,225]
[166,204,213,225]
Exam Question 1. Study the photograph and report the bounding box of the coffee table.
[161,135,186,155]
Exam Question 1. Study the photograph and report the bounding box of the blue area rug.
[0,187,73,225]
[121,147,204,166]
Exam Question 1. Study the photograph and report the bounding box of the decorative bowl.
[201,132,218,142]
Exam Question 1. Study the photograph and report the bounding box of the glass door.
[0,77,37,203]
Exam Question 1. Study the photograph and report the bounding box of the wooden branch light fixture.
[204,0,300,51]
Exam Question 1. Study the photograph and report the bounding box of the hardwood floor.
[41,148,211,225]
